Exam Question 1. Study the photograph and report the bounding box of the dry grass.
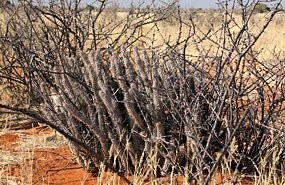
[0,8,284,185]
[103,11,285,60]
[0,112,283,183]
[0,116,67,184]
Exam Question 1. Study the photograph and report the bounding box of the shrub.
[86,4,95,12]
[254,3,270,13]
[0,1,284,184]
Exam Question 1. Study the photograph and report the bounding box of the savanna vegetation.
[0,0,284,184]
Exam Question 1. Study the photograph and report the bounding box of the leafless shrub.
[0,0,284,184]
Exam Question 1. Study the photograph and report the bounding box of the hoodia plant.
[0,1,284,184]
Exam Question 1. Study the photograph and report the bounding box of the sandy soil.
[0,123,254,185]
[0,124,99,185]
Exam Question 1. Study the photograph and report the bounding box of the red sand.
[0,125,254,185]
[0,125,97,184]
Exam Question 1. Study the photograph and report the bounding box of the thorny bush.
[0,0,284,184]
